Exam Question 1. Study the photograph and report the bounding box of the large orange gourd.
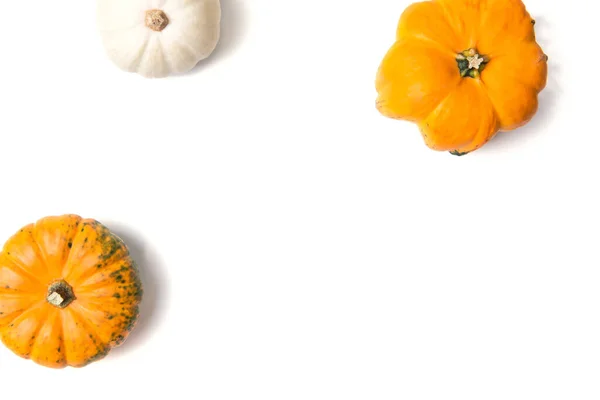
[0,215,143,368]
[375,0,548,155]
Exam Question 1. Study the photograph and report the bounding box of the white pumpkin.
[97,0,221,78]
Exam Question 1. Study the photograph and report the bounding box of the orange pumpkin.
[375,0,548,155]
[0,215,142,368]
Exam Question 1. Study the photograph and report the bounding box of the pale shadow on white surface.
[184,0,247,75]
[107,224,169,356]
[478,15,559,153]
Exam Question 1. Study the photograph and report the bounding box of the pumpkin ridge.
[69,305,114,366]
[0,297,42,328]
[0,308,27,328]
[63,220,129,286]
[480,74,537,131]
[28,308,52,361]
[0,300,46,356]
[34,216,83,279]
[375,38,461,121]
[418,79,493,151]
[156,35,174,73]
[61,219,97,286]
[136,34,163,75]
[59,309,74,366]
[172,36,203,63]
[71,255,129,289]
[55,310,69,366]
[69,304,110,347]
[58,219,92,280]
[72,299,140,344]
[69,300,125,345]
[482,56,547,93]
[0,291,40,300]
[28,229,51,277]
[129,33,152,72]
[451,79,500,153]
[435,1,467,46]
[102,23,140,33]
[1,255,45,289]
[418,87,454,126]
[60,307,108,367]
[76,261,141,294]
[99,27,146,65]
[482,89,501,136]
[51,309,66,367]
[0,256,42,294]
[77,293,134,303]
[478,0,535,47]
[163,0,197,17]
[453,109,498,151]
[403,33,458,58]
[482,36,533,59]
[75,278,123,293]
[2,300,45,328]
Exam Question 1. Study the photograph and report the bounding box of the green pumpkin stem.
[450,150,470,157]
[456,48,489,78]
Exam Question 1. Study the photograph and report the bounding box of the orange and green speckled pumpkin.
[375,0,548,155]
[0,214,142,368]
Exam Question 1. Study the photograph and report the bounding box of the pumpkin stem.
[145,9,169,32]
[456,49,489,79]
[47,280,76,309]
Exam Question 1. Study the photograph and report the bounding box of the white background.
[0,0,598,398]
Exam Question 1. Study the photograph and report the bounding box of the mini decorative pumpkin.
[0,215,143,368]
[97,0,221,78]
[375,0,548,155]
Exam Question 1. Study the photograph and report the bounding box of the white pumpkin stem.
[145,10,169,32]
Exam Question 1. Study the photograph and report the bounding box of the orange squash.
[0,215,143,368]
[375,0,548,155]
